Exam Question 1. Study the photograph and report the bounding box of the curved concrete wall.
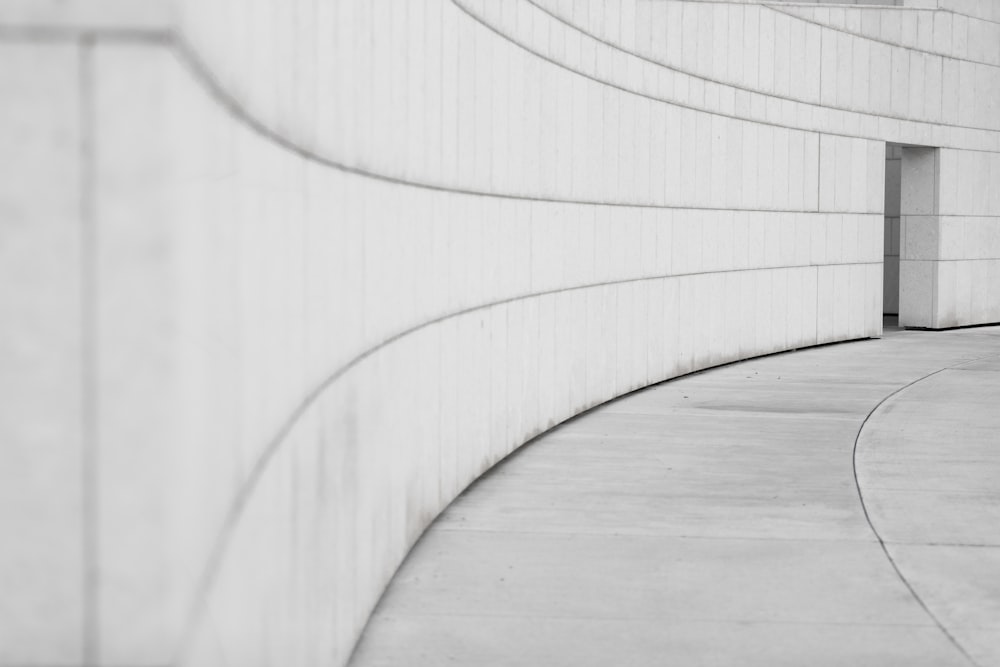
[0,1,997,666]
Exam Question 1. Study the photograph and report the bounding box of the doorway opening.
[883,144,902,329]
[886,143,940,329]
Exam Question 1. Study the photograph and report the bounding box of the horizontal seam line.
[519,0,1000,139]
[765,3,1000,69]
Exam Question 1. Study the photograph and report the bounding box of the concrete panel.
[0,40,84,665]
[900,260,935,327]
[901,215,940,261]
[900,147,938,216]
[92,42,185,663]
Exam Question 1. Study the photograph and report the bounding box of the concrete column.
[898,146,939,328]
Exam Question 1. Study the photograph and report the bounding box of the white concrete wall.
[0,40,85,665]
[0,1,998,666]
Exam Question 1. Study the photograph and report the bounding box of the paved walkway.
[350,323,1000,667]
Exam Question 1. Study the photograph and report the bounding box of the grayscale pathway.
[350,323,1000,667]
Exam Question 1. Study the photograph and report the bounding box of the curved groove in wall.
[662,0,1000,27]
[456,0,999,153]
[897,0,1000,25]
[166,28,881,216]
[764,4,1000,68]
[522,0,999,134]
[176,242,875,659]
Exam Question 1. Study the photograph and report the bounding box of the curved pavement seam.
[851,351,1000,667]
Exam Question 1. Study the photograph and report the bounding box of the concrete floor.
[349,323,1000,667]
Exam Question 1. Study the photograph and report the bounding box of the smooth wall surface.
[0,1,997,666]
[0,40,84,664]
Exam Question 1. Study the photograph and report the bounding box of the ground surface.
[350,322,1000,667]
